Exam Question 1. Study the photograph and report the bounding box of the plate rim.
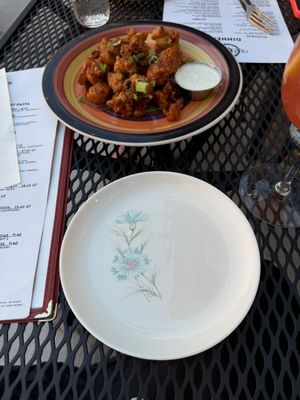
[43,20,243,146]
[60,171,261,360]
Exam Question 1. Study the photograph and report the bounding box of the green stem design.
[141,272,162,300]
[127,271,162,302]
[113,224,144,248]
[112,212,162,302]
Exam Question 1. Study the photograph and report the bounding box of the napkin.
[0,68,20,188]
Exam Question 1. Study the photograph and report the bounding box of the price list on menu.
[0,68,58,321]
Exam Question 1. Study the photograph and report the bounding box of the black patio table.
[0,1,300,399]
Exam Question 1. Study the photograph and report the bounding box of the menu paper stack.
[0,68,20,188]
[163,0,294,63]
[30,122,66,312]
[0,68,58,321]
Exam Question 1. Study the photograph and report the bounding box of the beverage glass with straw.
[239,35,300,227]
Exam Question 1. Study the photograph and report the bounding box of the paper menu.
[31,122,65,310]
[0,68,20,189]
[0,68,57,320]
[163,0,294,63]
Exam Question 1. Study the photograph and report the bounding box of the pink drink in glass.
[281,35,300,129]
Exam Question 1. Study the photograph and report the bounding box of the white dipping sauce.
[175,62,222,91]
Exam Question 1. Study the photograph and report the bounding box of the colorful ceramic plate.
[43,21,242,146]
[60,172,260,360]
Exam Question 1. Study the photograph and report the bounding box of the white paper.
[0,68,20,188]
[31,122,65,309]
[163,0,294,63]
[0,68,57,320]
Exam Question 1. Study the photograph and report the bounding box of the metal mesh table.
[0,1,300,399]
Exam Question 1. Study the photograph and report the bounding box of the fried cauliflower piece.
[107,73,153,118]
[78,57,104,86]
[153,78,184,121]
[114,56,137,75]
[86,82,112,105]
[146,64,169,86]
[98,37,122,66]
[107,71,124,93]
[106,91,134,117]
[151,26,180,52]
[158,44,183,74]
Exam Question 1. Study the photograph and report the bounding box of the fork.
[239,0,276,34]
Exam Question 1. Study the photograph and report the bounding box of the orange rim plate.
[42,21,242,146]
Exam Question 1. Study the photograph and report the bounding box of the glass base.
[239,163,300,228]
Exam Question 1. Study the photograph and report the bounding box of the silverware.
[239,0,276,34]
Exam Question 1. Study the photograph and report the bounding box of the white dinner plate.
[60,172,260,360]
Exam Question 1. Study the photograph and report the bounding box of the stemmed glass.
[239,35,300,227]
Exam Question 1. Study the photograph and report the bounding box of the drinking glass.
[72,0,110,28]
[239,35,300,227]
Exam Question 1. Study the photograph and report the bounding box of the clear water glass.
[72,0,110,28]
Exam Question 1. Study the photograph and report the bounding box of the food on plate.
[77,26,191,121]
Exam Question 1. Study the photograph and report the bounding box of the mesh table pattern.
[0,0,300,399]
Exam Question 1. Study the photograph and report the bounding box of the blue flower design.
[111,246,151,281]
[110,209,162,301]
[115,210,149,225]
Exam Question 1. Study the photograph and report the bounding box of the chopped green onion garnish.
[78,96,85,103]
[132,54,139,63]
[135,80,149,93]
[97,63,107,72]
[148,50,158,64]
[149,49,156,57]
[111,38,122,47]
[150,57,158,64]
[133,93,139,101]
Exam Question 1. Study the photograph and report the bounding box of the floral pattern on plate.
[111,210,162,302]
